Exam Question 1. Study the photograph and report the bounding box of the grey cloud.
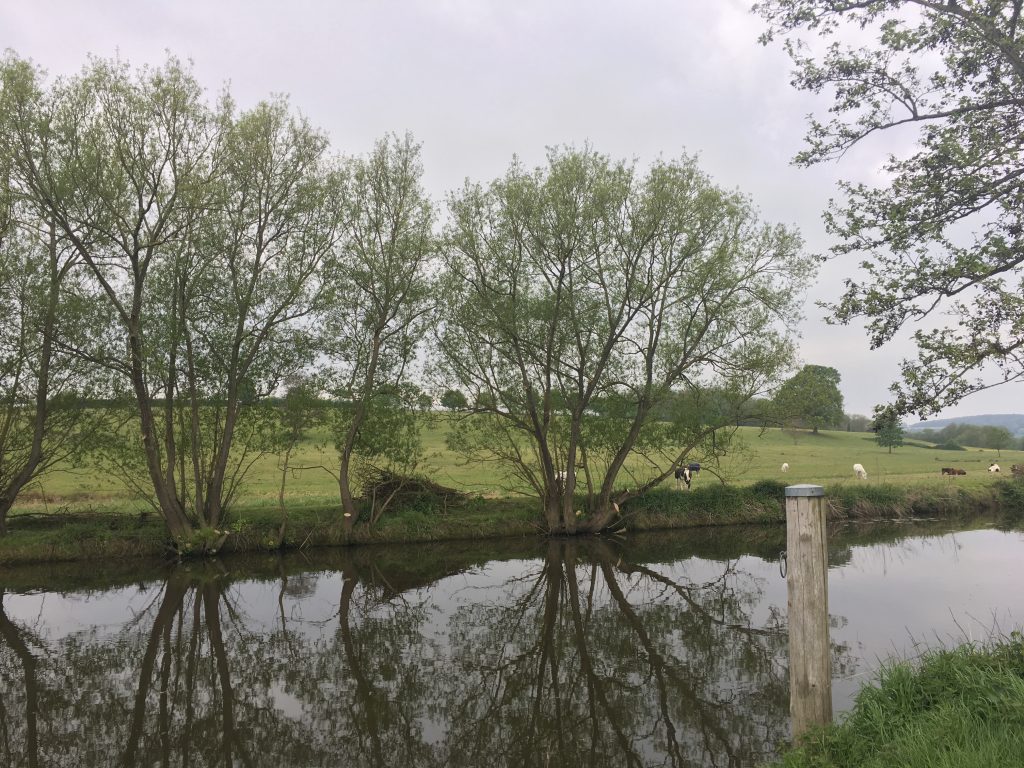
[4,0,1016,419]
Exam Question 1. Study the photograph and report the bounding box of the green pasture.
[11,416,1024,520]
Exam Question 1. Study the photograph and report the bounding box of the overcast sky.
[4,0,1018,421]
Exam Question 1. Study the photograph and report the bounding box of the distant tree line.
[0,54,814,543]
[910,424,1021,454]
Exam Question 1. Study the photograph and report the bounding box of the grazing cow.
[674,462,701,490]
[781,462,790,473]
[853,463,867,480]
[1012,464,1024,477]
[941,467,967,476]
[988,463,1001,473]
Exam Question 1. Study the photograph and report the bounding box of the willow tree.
[0,55,342,542]
[756,0,1024,416]
[0,218,104,534]
[438,148,813,533]
[320,134,436,530]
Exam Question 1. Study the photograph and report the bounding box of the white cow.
[853,463,868,480]
[989,463,1001,473]
[781,462,789,473]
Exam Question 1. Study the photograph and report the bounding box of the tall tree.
[320,134,436,530]
[773,364,845,433]
[0,55,341,542]
[438,148,813,533]
[756,0,1024,416]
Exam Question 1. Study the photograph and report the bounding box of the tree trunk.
[129,325,194,540]
[543,488,569,534]
[338,456,358,534]
[337,335,383,533]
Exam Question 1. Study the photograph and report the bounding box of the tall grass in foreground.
[773,635,1024,768]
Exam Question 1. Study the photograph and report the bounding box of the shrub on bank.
[826,482,1002,519]
[1,479,1017,566]
[773,636,1024,768]
[622,483,782,525]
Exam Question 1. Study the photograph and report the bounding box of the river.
[1,516,1022,766]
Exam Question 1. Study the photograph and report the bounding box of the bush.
[748,479,788,499]
[932,441,966,451]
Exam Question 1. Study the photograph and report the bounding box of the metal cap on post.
[785,483,832,741]
[784,484,825,498]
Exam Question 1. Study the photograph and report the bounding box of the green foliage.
[756,1,1024,416]
[773,636,1024,768]
[872,405,905,454]
[438,146,813,531]
[320,133,435,523]
[748,479,788,499]
[917,423,1016,453]
[329,388,423,471]
[0,53,343,537]
[843,414,873,433]
[0,200,109,531]
[773,365,844,433]
[440,389,468,411]
[998,478,1024,513]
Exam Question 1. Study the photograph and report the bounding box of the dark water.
[2,518,1023,767]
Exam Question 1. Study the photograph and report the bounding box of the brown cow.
[941,467,967,476]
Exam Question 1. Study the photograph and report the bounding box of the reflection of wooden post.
[785,484,832,740]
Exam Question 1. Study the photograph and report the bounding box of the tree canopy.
[0,51,818,542]
[756,0,1024,416]
[0,54,343,541]
[437,147,813,532]
[774,364,844,433]
[872,405,905,454]
[440,389,469,411]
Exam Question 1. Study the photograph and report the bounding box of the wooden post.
[785,483,832,740]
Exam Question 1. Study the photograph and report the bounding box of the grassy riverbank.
[4,422,1023,565]
[772,636,1024,768]
[1,477,1018,566]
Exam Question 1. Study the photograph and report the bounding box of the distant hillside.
[907,413,1024,437]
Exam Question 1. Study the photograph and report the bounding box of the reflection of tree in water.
[439,539,790,768]
[0,537,859,767]
[0,558,438,768]
[285,557,439,767]
[0,590,43,768]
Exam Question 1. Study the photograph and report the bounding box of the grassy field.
[12,417,1024,518]
[2,416,1021,565]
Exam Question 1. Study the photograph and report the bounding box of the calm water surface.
[1,517,1023,767]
